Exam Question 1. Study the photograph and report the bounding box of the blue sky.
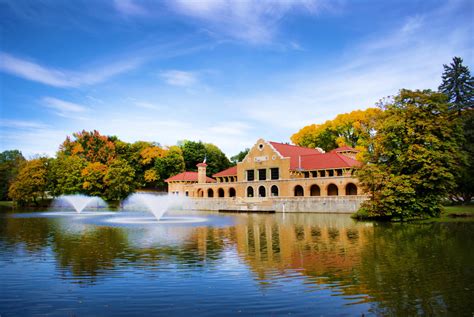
[0,0,473,157]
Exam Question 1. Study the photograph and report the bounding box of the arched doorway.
[258,186,266,197]
[310,184,321,196]
[207,188,214,198]
[271,185,279,197]
[247,186,254,197]
[218,188,225,197]
[294,185,304,197]
[327,184,338,196]
[345,183,357,195]
[197,189,203,197]
[229,187,236,197]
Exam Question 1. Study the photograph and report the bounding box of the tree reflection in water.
[0,212,472,315]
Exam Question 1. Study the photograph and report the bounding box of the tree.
[357,90,462,219]
[82,162,108,197]
[8,158,49,205]
[104,159,136,201]
[49,155,86,197]
[59,130,117,164]
[439,56,474,113]
[154,146,185,187]
[291,108,382,152]
[452,109,474,203]
[0,150,25,200]
[180,141,207,171]
[204,143,231,176]
[230,148,250,164]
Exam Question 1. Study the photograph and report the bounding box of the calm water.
[0,208,473,316]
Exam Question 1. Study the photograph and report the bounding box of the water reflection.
[0,211,473,315]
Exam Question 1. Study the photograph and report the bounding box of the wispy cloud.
[169,0,335,44]
[0,119,49,130]
[42,97,88,117]
[114,0,147,16]
[0,52,144,88]
[160,70,198,86]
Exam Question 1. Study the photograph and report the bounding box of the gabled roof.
[213,166,237,177]
[165,171,216,183]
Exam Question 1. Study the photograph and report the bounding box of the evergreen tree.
[439,56,474,113]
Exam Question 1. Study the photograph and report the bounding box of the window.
[320,170,326,177]
[185,191,189,197]
[247,170,254,181]
[304,172,310,178]
[258,186,266,197]
[247,186,254,197]
[336,169,343,176]
[271,185,279,196]
[258,169,266,180]
[328,170,334,177]
[271,168,279,180]
[311,171,318,178]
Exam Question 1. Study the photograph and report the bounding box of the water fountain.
[106,193,205,225]
[42,194,113,216]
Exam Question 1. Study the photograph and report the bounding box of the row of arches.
[293,183,357,197]
[197,183,358,198]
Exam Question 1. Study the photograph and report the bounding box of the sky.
[0,0,473,158]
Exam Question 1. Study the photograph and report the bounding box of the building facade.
[166,139,366,213]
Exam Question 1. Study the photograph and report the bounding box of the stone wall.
[186,196,367,214]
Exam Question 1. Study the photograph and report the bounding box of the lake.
[0,208,473,316]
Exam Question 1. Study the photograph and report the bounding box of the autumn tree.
[0,150,25,200]
[8,158,50,205]
[357,90,462,220]
[291,108,382,152]
[60,130,117,164]
[81,162,108,197]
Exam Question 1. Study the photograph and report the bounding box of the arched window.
[327,184,338,196]
[310,184,321,196]
[294,185,304,197]
[258,186,266,197]
[197,189,204,197]
[345,183,357,195]
[247,186,254,197]
[271,185,279,197]
[207,188,214,198]
[218,188,225,197]
[229,187,236,197]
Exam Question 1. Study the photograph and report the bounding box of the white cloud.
[0,119,49,130]
[160,70,198,86]
[0,52,144,88]
[170,0,334,44]
[42,97,88,113]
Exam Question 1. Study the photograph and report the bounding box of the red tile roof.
[213,166,237,177]
[165,171,216,183]
[299,153,361,170]
[268,141,360,170]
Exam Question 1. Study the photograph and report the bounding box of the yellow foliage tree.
[291,108,382,152]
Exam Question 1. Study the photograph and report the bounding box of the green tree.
[8,158,49,205]
[154,146,185,187]
[452,109,474,203]
[104,159,136,201]
[180,140,207,171]
[204,143,231,176]
[439,56,474,113]
[0,150,25,200]
[230,148,250,164]
[49,155,86,197]
[357,90,462,219]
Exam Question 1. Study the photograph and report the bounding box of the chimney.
[196,162,207,184]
